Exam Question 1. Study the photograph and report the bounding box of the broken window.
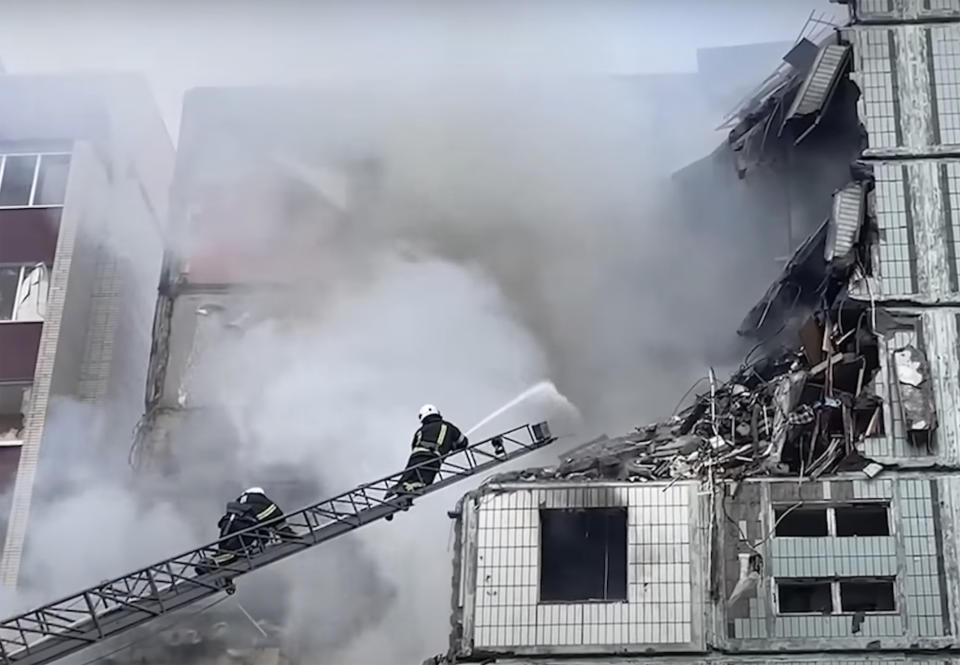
[840,579,895,612]
[892,345,937,446]
[0,265,50,322]
[775,507,828,537]
[778,581,833,614]
[774,503,891,538]
[835,503,889,537]
[539,507,627,603]
[778,578,897,614]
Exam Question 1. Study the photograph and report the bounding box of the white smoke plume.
[0,2,846,665]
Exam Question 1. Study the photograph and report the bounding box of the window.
[777,578,897,614]
[34,155,71,206]
[0,153,71,208]
[840,579,896,612]
[0,156,36,207]
[773,503,890,538]
[778,581,833,614]
[0,383,27,442]
[835,503,890,536]
[539,507,627,603]
[0,444,21,549]
[0,265,50,322]
[775,508,828,537]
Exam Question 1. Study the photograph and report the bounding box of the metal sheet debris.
[892,346,937,435]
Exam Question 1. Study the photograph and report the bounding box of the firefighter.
[392,404,469,496]
[194,487,293,576]
[234,487,294,539]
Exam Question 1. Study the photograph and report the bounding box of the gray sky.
[0,0,843,140]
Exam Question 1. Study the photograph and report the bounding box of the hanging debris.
[892,345,938,444]
[489,173,892,486]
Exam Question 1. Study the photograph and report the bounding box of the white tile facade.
[464,482,703,654]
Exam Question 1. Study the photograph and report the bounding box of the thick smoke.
[2,78,779,665]
[0,5,845,665]
[156,78,772,663]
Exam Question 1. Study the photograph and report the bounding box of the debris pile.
[492,167,938,486]
[498,333,884,485]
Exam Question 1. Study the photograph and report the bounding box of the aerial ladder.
[0,422,556,665]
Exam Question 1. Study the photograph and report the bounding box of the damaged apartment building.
[0,73,172,590]
[125,87,391,665]
[433,1,960,663]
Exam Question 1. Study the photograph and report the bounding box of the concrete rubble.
[490,163,934,488]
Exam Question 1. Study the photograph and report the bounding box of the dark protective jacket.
[216,501,260,554]
[410,414,468,456]
[217,491,291,546]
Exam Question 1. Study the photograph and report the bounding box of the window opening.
[0,383,28,442]
[0,444,21,549]
[33,154,71,206]
[840,578,896,612]
[0,264,50,322]
[539,507,627,603]
[0,153,71,207]
[773,503,891,537]
[778,581,833,614]
[0,268,19,320]
[0,155,38,207]
[775,507,828,536]
[835,503,889,537]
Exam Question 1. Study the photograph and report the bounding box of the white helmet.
[418,404,440,422]
[243,486,265,496]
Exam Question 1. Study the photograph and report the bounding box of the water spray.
[465,380,580,437]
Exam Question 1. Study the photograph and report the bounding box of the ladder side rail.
[0,423,555,665]
[1,424,549,641]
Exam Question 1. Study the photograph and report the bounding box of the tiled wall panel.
[724,477,951,649]
[468,482,702,654]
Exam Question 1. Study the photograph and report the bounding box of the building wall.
[76,168,166,444]
[445,2,960,663]
[0,92,172,586]
[451,475,960,658]
[453,481,705,658]
[720,477,952,652]
[844,10,960,467]
[0,143,93,585]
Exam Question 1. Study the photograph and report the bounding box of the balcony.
[0,152,70,265]
[0,208,60,264]
[0,322,41,382]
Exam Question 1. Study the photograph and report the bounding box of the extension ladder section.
[0,422,555,665]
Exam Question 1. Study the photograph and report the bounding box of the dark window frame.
[776,577,898,615]
[772,501,892,538]
[539,507,628,604]
[840,577,897,613]
[835,502,890,537]
[777,579,834,615]
[775,507,829,537]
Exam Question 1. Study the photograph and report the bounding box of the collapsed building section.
[434,3,960,664]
